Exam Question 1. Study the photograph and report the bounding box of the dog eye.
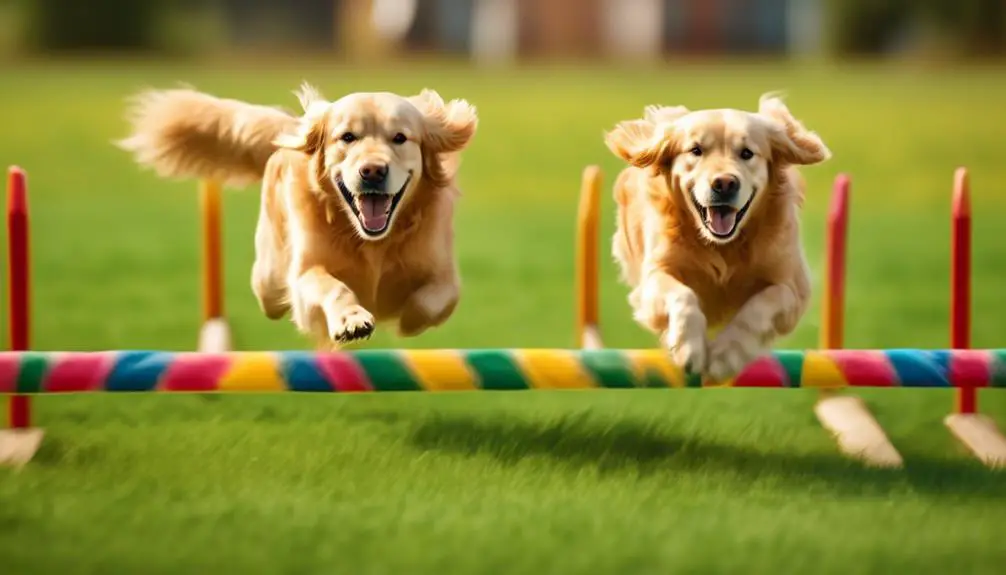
[689,146,703,157]
[740,148,754,160]
[392,133,407,145]
[340,132,356,144]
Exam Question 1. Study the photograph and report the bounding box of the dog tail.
[116,87,299,187]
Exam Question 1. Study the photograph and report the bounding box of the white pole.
[786,0,824,57]
[471,0,519,64]
[602,0,663,60]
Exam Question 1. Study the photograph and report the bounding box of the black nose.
[359,163,388,185]
[711,174,740,200]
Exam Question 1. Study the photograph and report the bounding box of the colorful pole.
[952,168,973,413]
[0,348,1004,393]
[6,167,30,428]
[576,166,602,349]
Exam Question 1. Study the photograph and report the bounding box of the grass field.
[1,58,1005,574]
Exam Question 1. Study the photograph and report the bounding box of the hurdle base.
[815,394,903,468]
[198,318,232,353]
[945,413,1006,468]
[580,326,603,350]
[0,428,44,467]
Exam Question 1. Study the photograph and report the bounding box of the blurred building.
[381,0,824,60]
[219,0,824,60]
[14,0,1002,60]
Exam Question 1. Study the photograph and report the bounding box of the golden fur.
[604,94,830,381]
[118,84,478,348]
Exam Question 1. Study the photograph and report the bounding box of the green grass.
[1,58,1005,574]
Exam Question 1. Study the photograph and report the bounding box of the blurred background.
[0,0,1003,62]
[2,3,1006,573]
[0,0,1005,354]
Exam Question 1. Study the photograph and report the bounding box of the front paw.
[663,322,708,375]
[706,326,767,382]
[327,304,375,343]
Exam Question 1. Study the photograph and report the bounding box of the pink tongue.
[708,208,737,236]
[359,195,391,231]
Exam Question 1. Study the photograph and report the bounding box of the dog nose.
[359,163,388,185]
[711,174,740,199]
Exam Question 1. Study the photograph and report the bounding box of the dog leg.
[251,189,291,321]
[250,195,289,320]
[252,260,288,320]
[289,265,375,343]
[397,276,460,337]
[706,283,801,382]
[635,271,708,373]
[395,193,461,338]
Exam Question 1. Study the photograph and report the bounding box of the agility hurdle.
[573,165,1006,468]
[0,349,1005,393]
[3,164,1006,468]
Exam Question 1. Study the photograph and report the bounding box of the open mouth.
[693,190,756,239]
[336,172,412,237]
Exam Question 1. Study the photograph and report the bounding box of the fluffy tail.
[116,87,299,187]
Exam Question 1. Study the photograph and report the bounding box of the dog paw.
[327,305,375,343]
[662,292,708,374]
[706,326,766,382]
[663,323,708,374]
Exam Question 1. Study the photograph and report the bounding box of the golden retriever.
[604,94,830,382]
[117,83,478,348]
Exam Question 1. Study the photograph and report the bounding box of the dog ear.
[410,89,479,154]
[273,83,329,154]
[759,92,831,166]
[293,82,325,113]
[604,119,673,170]
[409,89,478,188]
[643,105,690,124]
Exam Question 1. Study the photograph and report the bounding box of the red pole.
[822,174,849,350]
[951,167,974,414]
[7,166,31,428]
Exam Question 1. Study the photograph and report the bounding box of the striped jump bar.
[0,349,1004,394]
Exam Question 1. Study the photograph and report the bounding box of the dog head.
[275,84,477,240]
[605,94,830,244]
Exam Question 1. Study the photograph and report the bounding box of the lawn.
[0,58,1005,574]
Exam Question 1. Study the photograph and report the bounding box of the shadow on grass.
[354,409,1006,498]
[31,436,106,467]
